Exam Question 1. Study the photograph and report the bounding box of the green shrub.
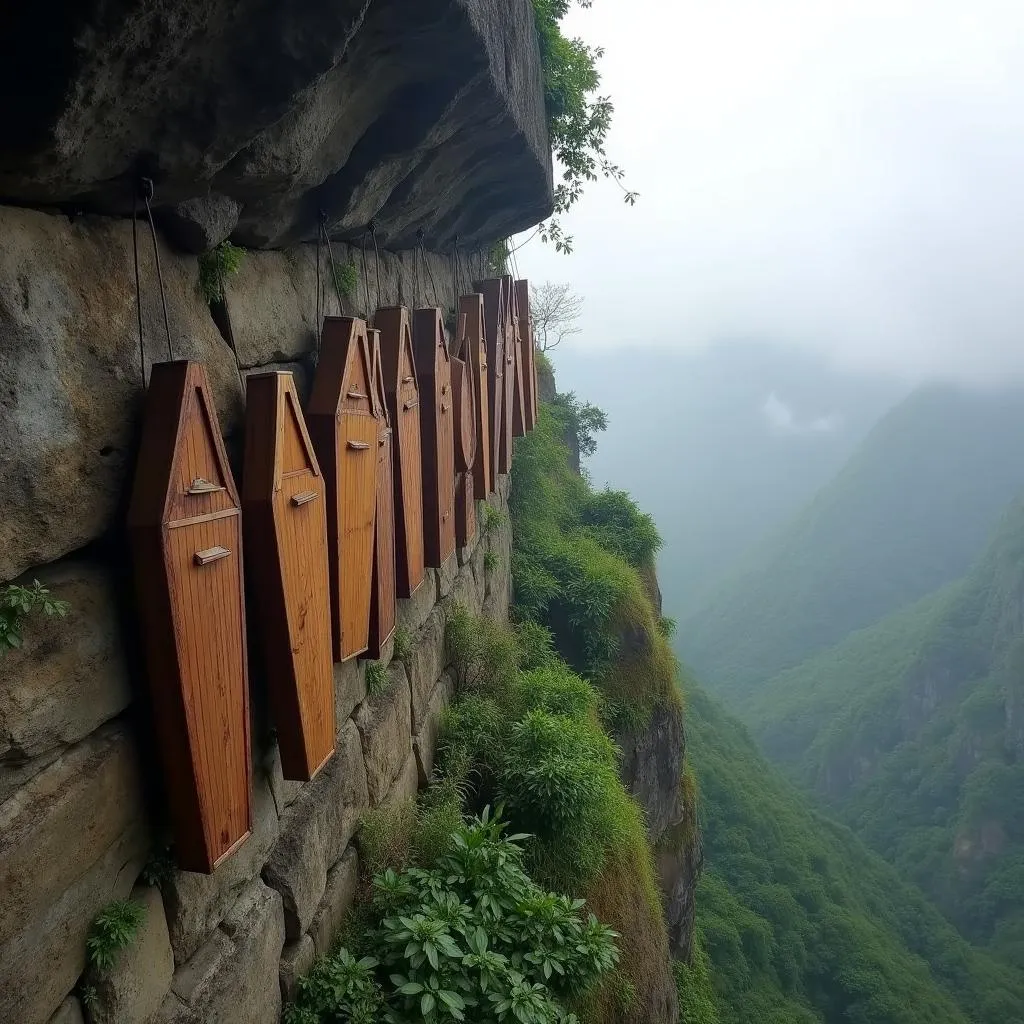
[365,660,388,697]
[673,931,721,1024]
[285,811,619,1023]
[198,240,245,304]
[482,503,507,536]
[393,626,412,661]
[514,619,557,670]
[140,843,176,889]
[446,603,521,692]
[334,259,358,302]
[579,488,661,569]
[86,899,146,973]
[0,580,70,654]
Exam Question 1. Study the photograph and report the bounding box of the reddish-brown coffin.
[451,352,478,548]
[475,278,508,482]
[242,371,335,782]
[375,307,426,598]
[514,278,539,431]
[509,284,527,439]
[458,293,491,496]
[127,360,251,873]
[501,276,518,466]
[307,317,378,661]
[412,307,456,567]
[367,329,397,658]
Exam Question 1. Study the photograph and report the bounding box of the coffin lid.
[128,359,240,527]
[242,371,322,502]
[368,329,390,426]
[374,306,420,397]
[307,317,374,418]
[411,307,450,382]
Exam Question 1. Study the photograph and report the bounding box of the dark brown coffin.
[242,371,335,782]
[412,307,456,568]
[514,278,539,431]
[475,277,508,483]
[307,317,378,662]
[458,293,492,497]
[127,360,251,873]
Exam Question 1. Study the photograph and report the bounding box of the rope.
[316,214,323,356]
[370,221,382,315]
[132,190,146,386]
[415,229,425,308]
[450,236,459,330]
[140,179,173,361]
[323,221,345,321]
[423,239,440,310]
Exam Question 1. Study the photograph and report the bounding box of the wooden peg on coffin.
[412,307,456,568]
[514,278,539,431]
[366,328,398,659]
[458,292,491,498]
[374,306,426,598]
[307,317,377,662]
[451,313,478,548]
[127,360,251,873]
[242,371,335,782]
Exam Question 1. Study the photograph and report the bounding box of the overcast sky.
[516,0,1024,384]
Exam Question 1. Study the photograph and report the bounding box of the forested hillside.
[743,501,1024,964]
[678,385,1024,697]
[687,684,1024,1023]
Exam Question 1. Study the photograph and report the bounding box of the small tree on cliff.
[531,281,583,352]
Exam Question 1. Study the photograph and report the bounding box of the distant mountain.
[678,385,1024,699]
[744,500,1024,962]
[547,341,904,616]
[685,681,1024,1022]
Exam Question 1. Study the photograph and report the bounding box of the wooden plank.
[375,306,427,598]
[128,360,251,873]
[455,471,476,549]
[474,278,506,485]
[458,293,491,497]
[451,354,476,474]
[500,276,516,471]
[367,329,397,659]
[242,371,335,782]
[510,283,527,439]
[514,279,538,431]
[307,317,377,661]
[412,307,456,568]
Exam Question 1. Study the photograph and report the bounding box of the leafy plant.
[530,0,636,253]
[365,660,389,697]
[78,984,98,1014]
[284,949,383,1024]
[482,504,507,536]
[332,259,359,306]
[446,602,521,692]
[483,551,498,574]
[198,240,246,304]
[86,899,146,973]
[0,580,70,654]
[393,627,412,662]
[140,843,176,890]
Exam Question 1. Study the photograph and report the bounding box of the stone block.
[413,674,454,787]
[163,771,280,965]
[265,741,304,817]
[353,665,413,807]
[47,997,84,1024]
[0,206,243,580]
[0,559,131,803]
[436,551,459,599]
[160,194,241,254]
[279,934,315,1002]
[263,722,368,941]
[382,752,420,809]
[406,608,447,735]
[449,557,484,618]
[90,885,174,1024]
[169,881,285,1024]
[335,657,367,730]
[151,992,202,1024]
[397,568,439,636]
[0,723,149,1024]
[309,847,359,957]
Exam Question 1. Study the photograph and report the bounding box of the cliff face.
[0,0,553,250]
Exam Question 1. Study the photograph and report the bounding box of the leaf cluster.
[0,580,70,653]
[198,240,246,304]
[86,899,146,973]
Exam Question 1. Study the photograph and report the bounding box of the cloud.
[516,0,1024,386]
[763,393,842,434]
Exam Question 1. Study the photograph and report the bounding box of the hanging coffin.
[451,349,478,548]
[307,317,378,662]
[127,360,251,873]
[500,275,517,469]
[374,306,426,598]
[242,371,335,782]
[475,277,508,482]
[412,307,456,567]
[514,278,539,432]
[458,293,491,497]
[367,329,398,658]
[509,285,527,439]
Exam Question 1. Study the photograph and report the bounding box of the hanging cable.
[323,220,345,322]
[360,229,371,322]
[132,189,147,386]
[315,213,324,355]
[140,178,173,361]
[423,237,440,311]
[370,221,382,315]
[415,229,425,308]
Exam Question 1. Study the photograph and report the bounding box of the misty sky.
[516,0,1024,384]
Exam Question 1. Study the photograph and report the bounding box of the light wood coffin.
[307,317,378,662]
[127,360,251,873]
[374,306,426,598]
[242,371,335,782]
[458,293,491,497]
[367,329,398,659]
[451,351,478,549]
[475,277,507,484]
[514,278,539,431]
[412,307,456,567]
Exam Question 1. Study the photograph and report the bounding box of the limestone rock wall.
[0,200,514,1024]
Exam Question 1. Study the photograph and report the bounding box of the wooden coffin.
[242,371,335,782]
[127,360,251,873]
[509,284,527,439]
[375,306,426,598]
[367,329,397,658]
[475,277,508,482]
[514,278,539,431]
[458,293,491,496]
[412,307,456,567]
[307,317,378,662]
[501,276,518,467]
[451,352,478,548]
